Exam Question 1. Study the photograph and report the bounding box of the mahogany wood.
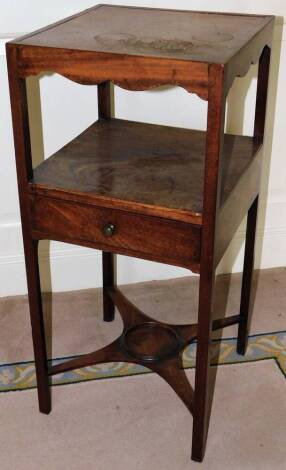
[13,45,209,100]
[9,6,274,99]
[49,287,241,415]
[49,286,197,415]
[98,81,117,322]
[236,43,272,355]
[237,197,259,355]
[254,46,272,143]
[14,6,271,62]
[6,5,274,464]
[6,48,51,414]
[215,147,262,265]
[225,20,273,92]
[30,195,201,271]
[102,251,116,322]
[29,119,260,225]
[191,64,226,462]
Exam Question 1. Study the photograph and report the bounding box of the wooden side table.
[7,5,274,462]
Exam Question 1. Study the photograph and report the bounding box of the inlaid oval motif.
[94,33,193,52]
[192,32,233,44]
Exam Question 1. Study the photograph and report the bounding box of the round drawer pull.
[103,223,116,237]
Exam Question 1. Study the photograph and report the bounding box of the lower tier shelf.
[48,287,241,415]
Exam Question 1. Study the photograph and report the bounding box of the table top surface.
[15,4,273,64]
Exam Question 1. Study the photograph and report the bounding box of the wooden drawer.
[30,196,201,271]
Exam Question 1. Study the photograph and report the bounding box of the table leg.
[237,196,259,355]
[191,63,225,462]
[97,82,117,322]
[102,252,117,322]
[191,266,215,462]
[25,239,51,413]
[6,47,51,414]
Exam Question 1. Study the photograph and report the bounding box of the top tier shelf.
[14,5,272,64]
[9,5,274,98]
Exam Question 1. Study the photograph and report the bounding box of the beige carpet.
[0,362,285,470]
[0,268,286,468]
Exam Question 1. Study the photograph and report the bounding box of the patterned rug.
[1,331,285,393]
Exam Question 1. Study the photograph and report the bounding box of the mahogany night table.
[6,5,274,462]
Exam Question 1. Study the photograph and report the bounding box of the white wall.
[0,1,285,296]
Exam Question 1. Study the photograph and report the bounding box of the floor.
[0,267,285,469]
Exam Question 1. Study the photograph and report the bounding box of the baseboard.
[0,246,190,297]
[0,216,285,297]
[0,220,189,296]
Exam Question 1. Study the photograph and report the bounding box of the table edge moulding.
[6,4,275,463]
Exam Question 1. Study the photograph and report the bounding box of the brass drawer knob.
[103,223,116,237]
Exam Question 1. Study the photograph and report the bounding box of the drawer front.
[31,196,201,270]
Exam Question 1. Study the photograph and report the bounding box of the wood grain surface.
[14,5,272,64]
[31,118,260,224]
